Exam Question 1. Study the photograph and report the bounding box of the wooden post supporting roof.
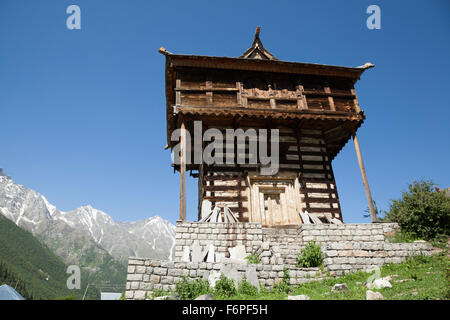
[180,119,187,221]
[352,133,377,222]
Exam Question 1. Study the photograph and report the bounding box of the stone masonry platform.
[125,222,432,300]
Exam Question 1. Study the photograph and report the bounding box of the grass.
[213,253,449,300]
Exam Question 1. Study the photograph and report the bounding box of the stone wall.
[125,258,325,300]
[322,240,431,275]
[300,223,400,243]
[125,222,432,299]
[174,222,263,261]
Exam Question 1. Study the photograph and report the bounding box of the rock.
[356,282,362,285]
[220,264,243,289]
[288,295,310,300]
[201,200,212,220]
[332,283,348,292]
[229,244,247,262]
[245,266,260,292]
[394,279,413,283]
[366,278,392,289]
[208,270,222,288]
[206,244,215,262]
[195,294,214,300]
[366,290,383,300]
[215,252,225,263]
[182,246,190,262]
[191,241,203,263]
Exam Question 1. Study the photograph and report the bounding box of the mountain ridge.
[0,213,97,299]
[0,171,176,291]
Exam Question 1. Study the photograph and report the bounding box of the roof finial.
[255,26,261,38]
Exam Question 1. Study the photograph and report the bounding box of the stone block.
[136,266,146,274]
[150,275,161,283]
[129,259,145,266]
[130,281,140,290]
[125,291,134,299]
[140,282,153,290]
[150,260,161,267]
[161,276,174,285]
[127,274,143,281]
[168,269,182,277]
[153,267,167,276]
[160,261,175,268]
[134,291,146,300]
[326,250,338,257]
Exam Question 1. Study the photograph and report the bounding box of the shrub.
[175,276,211,300]
[297,241,323,268]
[386,230,417,243]
[237,279,258,296]
[272,281,290,294]
[245,254,260,264]
[270,267,290,294]
[282,267,290,286]
[152,289,170,299]
[383,179,450,241]
[214,274,236,298]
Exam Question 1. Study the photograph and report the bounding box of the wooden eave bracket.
[357,62,375,69]
[158,46,173,56]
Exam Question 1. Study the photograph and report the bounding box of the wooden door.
[263,191,282,226]
[249,176,302,227]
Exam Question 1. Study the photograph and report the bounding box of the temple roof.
[158,26,374,78]
[239,26,279,61]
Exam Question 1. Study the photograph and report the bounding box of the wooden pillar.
[353,133,377,222]
[180,120,187,221]
[351,88,360,112]
[324,86,335,111]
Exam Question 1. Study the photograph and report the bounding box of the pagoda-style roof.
[240,26,279,61]
[159,27,373,79]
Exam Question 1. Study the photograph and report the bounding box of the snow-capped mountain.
[121,216,176,261]
[0,170,175,264]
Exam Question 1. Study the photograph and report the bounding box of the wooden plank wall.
[199,127,342,224]
[296,129,342,221]
[175,67,347,224]
[175,68,357,114]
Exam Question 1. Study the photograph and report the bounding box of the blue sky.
[0,0,449,224]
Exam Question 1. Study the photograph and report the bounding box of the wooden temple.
[160,27,377,227]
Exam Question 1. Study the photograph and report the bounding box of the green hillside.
[0,214,97,299]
